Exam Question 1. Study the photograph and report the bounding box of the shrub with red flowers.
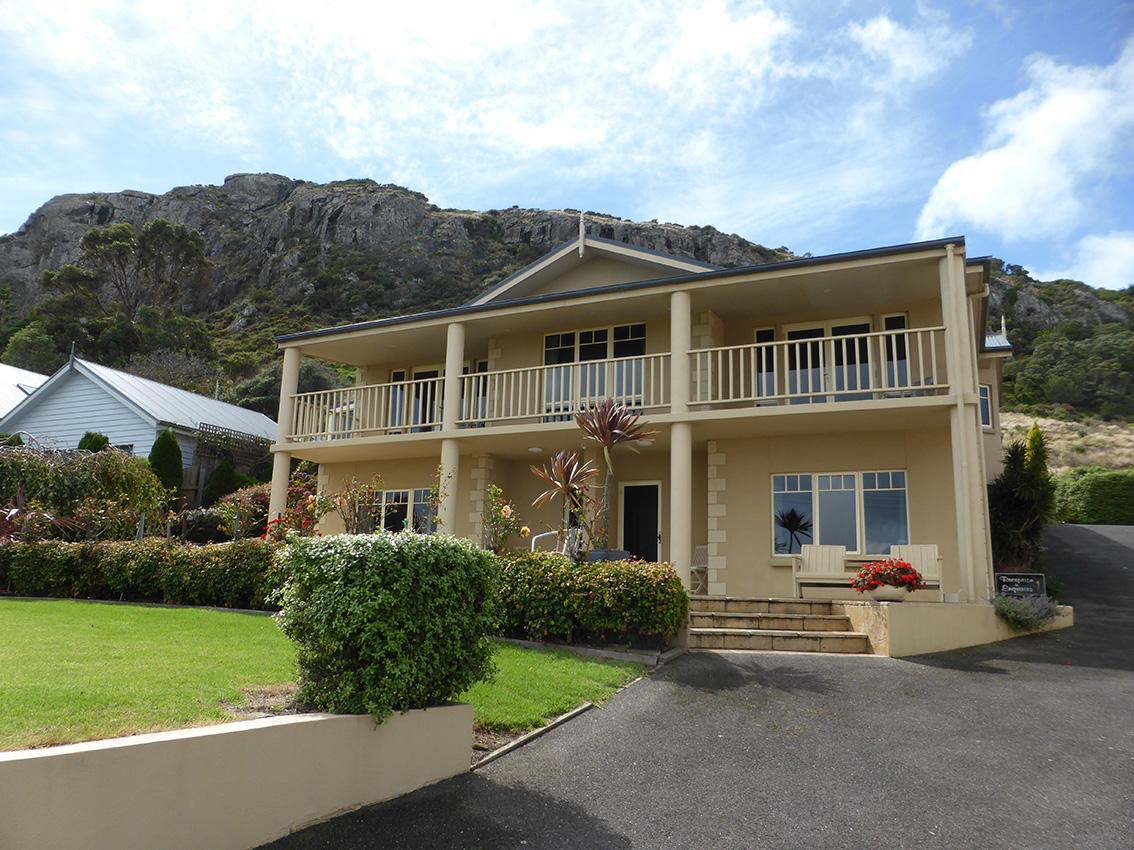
[264,464,329,542]
[849,558,923,593]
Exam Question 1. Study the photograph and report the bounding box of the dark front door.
[622,484,660,562]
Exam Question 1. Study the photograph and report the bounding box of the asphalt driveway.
[263,525,1134,849]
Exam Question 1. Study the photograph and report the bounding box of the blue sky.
[1,1,1132,288]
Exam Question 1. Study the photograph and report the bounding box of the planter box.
[0,705,472,850]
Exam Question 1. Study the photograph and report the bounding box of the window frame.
[542,322,648,364]
[979,384,993,430]
[770,469,911,556]
[375,487,436,534]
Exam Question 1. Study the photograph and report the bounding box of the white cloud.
[847,12,973,91]
[0,1,975,246]
[917,39,1134,241]
[1035,230,1134,289]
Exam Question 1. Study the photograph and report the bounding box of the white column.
[670,421,693,589]
[442,322,465,431]
[438,438,460,535]
[670,290,691,414]
[268,347,302,521]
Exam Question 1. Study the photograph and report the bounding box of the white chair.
[792,544,848,598]
[890,544,944,601]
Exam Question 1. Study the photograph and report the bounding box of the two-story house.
[268,230,1008,609]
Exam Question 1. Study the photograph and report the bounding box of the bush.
[495,551,688,647]
[1,539,280,609]
[988,428,1054,570]
[217,483,271,539]
[175,507,231,544]
[274,533,497,720]
[0,445,166,540]
[993,595,1058,631]
[202,460,254,507]
[1053,468,1134,525]
[148,428,183,494]
[77,431,110,452]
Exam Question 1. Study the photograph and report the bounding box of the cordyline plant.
[574,399,658,549]
[531,449,599,551]
[849,558,924,593]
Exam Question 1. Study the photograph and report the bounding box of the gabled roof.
[279,235,969,344]
[0,364,48,418]
[0,358,277,440]
[466,225,721,307]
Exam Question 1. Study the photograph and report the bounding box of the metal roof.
[76,359,278,439]
[1,358,277,440]
[0,364,48,418]
[279,235,969,344]
[984,332,1012,352]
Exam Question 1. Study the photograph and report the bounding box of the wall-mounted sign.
[995,573,1047,598]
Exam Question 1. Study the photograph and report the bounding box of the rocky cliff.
[0,173,790,324]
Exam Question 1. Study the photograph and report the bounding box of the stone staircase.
[688,596,871,654]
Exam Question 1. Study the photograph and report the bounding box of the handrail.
[690,326,947,405]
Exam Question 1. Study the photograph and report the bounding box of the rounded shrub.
[274,533,497,720]
[148,428,183,494]
[77,431,111,453]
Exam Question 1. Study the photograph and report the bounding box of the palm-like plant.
[530,450,600,548]
[574,399,658,549]
[775,508,813,554]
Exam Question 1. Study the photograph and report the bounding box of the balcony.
[284,327,948,443]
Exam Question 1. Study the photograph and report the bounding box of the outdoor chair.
[792,544,848,598]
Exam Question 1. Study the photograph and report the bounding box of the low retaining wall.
[0,705,472,850]
[834,601,1074,657]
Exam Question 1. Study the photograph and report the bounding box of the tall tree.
[1,321,61,374]
[41,219,209,322]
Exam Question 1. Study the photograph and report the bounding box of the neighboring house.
[0,363,48,419]
[268,229,1009,607]
[0,357,277,504]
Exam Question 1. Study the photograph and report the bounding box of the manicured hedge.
[0,539,280,610]
[274,533,497,720]
[1053,468,1134,525]
[495,551,688,648]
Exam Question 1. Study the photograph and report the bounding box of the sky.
[1,1,1133,289]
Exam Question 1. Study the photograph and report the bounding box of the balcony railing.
[284,328,950,442]
[690,326,947,406]
[457,353,670,426]
[290,375,444,441]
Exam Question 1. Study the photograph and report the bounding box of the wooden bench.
[792,543,944,600]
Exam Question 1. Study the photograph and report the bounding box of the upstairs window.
[979,385,992,428]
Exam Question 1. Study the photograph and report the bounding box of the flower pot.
[586,548,631,563]
[869,585,909,602]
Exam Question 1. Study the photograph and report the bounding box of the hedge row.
[1053,468,1134,525]
[495,551,688,648]
[0,539,280,610]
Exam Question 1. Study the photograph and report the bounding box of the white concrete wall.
[0,706,472,850]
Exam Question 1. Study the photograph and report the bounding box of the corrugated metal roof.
[984,332,1012,351]
[76,359,277,439]
[0,364,48,418]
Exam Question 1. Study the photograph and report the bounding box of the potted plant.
[850,557,923,601]
[531,449,600,559]
[573,399,658,561]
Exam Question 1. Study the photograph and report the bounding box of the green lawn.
[0,599,297,750]
[461,644,642,731]
[0,599,643,750]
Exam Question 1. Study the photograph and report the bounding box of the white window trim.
[770,470,911,556]
[781,315,873,336]
[543,322,648,363]
[376,487,436,533]
[979,384,994,431]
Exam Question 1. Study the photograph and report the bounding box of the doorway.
[620,481,661,562]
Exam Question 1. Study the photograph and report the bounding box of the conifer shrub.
[77,431,110,452]
[148,428,184,494]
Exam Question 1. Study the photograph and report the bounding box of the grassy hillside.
[1000,412,1134,471]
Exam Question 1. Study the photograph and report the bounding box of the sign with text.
[995,573,1047,598]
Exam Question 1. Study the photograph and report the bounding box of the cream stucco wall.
[978,355,1006,480]
[712,425,960,599]
[532,255,677,296]
[0,707,472,850]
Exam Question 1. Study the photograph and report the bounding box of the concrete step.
[689,596,835,616]
[688,627,869,654]
[688,611,852,632]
